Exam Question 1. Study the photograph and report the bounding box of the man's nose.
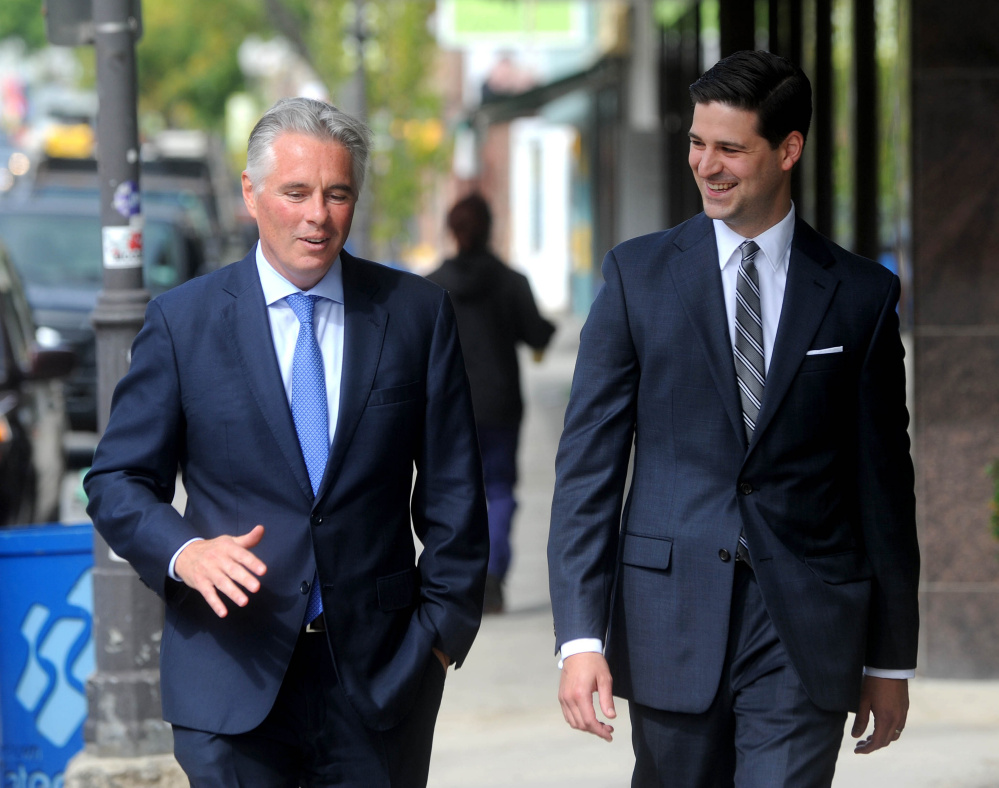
[306,194,329,222]
[697,147,721,176]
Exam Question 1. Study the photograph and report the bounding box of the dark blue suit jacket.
[85,250,489,734]
[548,214,919,714]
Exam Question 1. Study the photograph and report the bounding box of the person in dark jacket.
[428,193,555,613]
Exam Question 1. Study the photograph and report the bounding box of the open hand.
[174,525,268,617]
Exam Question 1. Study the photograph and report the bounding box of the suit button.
[300,581,310,595]
[311,514,323,527]
[719,549,732,562]
[739,482,753,495]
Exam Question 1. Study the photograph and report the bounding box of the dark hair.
[447,193,492,253]
[689,50,812,149]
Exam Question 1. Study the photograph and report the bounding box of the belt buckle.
[305,617,325,633]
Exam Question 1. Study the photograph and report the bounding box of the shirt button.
[719,549,732,562]
[739,482,753,495]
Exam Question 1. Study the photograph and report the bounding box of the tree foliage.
[137,1,267,131]
[0,0,46,50]
[2,0,447,259]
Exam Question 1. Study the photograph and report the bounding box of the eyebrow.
[687,132,749,151]
[279,180,355,194]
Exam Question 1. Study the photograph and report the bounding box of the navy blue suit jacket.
[85,250,489,734]
[548,214,919,714]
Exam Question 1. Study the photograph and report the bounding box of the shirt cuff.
[863,666,915,679]
[168,537,204,581]
[557,638,604,669]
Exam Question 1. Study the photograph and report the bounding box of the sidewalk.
[429,316,999,788]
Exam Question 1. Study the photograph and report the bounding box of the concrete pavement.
[429,316,999,788]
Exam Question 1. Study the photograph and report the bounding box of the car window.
[0,212,190,295]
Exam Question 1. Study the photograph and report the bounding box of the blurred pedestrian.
[85,97,489,786]
[428,193,555,613]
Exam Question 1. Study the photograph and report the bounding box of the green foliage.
[0,0,46,49]
[986,461,999,546]
[137,1,267,130]
[3,0,446,259]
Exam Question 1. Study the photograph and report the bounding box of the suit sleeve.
[548,249,640,649]
[410,291,490,667]
[84,300,197,599]
[856,275,920,670]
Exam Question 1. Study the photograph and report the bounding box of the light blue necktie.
[286,293,328,624]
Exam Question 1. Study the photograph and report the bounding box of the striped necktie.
[734,240,765,443]
[733,241,764,569]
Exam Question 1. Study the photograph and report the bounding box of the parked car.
[0,238,74,525]
[0,197,212,432]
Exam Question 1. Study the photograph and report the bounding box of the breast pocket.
[367,381,423,408]
[798,349,851,373]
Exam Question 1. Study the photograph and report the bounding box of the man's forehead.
[690,102,763,140]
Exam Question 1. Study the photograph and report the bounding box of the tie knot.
[286,293,318,325]
[739,240,761,269]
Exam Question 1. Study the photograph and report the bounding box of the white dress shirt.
[559,208,912,680]
[168,244,345,580]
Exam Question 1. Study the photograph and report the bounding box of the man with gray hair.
[85,97,489,786]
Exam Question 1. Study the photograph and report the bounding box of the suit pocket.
[368,381,422,408]
[621,532,673,571]
[798,349,852,373]
[377,567,419,610]
[804,550,873,584]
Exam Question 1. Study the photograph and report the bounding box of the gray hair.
[245,97,372,193]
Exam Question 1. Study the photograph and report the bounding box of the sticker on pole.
[112,180,141,217]
[102,222,143,269]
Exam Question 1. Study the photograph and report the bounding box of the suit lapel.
[221,256,314,502]
[669,215,746,444]
[752,219,839,445]
[319,253,387,499]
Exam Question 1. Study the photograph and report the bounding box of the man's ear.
[781,131,805,171]
[241,171,258,219]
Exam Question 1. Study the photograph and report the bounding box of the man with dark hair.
[428,193,555,613]
[85,97,489,786]
[548,50,918,787]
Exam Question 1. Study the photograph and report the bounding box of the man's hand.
[174,525,268,618]
[852,675,909,754]
[558,652,616,742]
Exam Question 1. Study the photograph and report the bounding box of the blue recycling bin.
[0,524,94,786]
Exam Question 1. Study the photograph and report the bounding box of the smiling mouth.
[707,182,736,192]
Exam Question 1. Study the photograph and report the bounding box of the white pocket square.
[806,346,844,356]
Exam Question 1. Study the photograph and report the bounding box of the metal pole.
[74,0,174,770]
[340,0,371,260]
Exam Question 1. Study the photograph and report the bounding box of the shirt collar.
[255,242,345,306]
[714,203,796,274]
